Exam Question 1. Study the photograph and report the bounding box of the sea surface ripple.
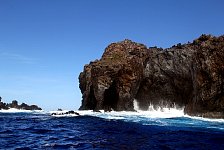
[0,111,224,150]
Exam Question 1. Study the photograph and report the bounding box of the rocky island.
[79,34,224,118]
[0,97,42,110]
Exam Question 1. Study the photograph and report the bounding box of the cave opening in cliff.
[135,76,193,111]
[103,81,119,111]
[87,85,97,110]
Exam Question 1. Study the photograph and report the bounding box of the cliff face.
[79,35,224,118]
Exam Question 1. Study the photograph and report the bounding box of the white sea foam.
[49,100,224,124]
[134,100,224,122]
[185,115,224,123]
[0,108,44,113]
[133,99,185,118]
[49,108,224,123]
[48,109,224,131]
[75,107,184,122]
[50,103,182,120]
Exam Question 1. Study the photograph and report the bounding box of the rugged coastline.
[79,34,224,118]
[0,97,42,110]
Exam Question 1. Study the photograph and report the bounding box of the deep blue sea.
[0,109,224,150]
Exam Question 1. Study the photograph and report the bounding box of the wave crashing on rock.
[79,35,224,118]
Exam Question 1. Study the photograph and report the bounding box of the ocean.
[0,107,224,150]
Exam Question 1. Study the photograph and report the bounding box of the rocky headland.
[79,34,224,118]
[0,97,42,110]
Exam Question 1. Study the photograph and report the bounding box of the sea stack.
[79,34,224,118]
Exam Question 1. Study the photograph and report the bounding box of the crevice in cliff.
[87,85,97,110]
[135,78,152,110]
[103,81,119,111]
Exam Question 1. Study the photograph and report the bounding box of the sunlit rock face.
[79,35,224,118]
[79,40,147,111]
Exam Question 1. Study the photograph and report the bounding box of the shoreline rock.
[51,110,80,116]
[79,34,224,118]
[0,97,42,111]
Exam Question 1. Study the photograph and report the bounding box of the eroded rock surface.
[79,35,224,118]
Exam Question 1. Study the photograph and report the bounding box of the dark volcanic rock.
[79,35,224,118]
[79,40,147,111]
[185,35,224,118]
[20,103,42,110]
[0,98,42,110]
[51,110,80,116]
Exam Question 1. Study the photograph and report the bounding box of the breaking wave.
[48,100,224,124]
[133,99,185,118]
[0,108,44,113]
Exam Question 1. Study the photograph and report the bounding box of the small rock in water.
[51,110,80,116]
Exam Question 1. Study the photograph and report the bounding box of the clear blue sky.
[0,0,223,111]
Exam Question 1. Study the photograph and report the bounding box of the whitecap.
[0,108,44,113]
[133,99,185,118]
[185,115,224,123]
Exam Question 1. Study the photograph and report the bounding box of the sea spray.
[133,99,185,118]
[0,108,44,113]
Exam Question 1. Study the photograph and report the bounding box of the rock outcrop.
[0,97,42,110]
[79,35,224,118]
[51,110,80,116]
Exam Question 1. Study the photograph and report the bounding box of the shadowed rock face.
[79,35,224,118]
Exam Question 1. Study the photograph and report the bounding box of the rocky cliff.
[79,34,224,118]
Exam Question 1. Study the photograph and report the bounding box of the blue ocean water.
[0,110,224,150]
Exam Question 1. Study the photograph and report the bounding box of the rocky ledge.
[0,97,42,110]
[79,34,224,118]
